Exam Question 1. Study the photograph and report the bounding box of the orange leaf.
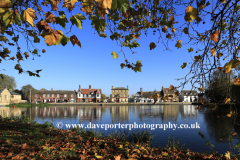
[194,55,202,62]
[209,30,219,43]
[234,78,240,85]
[70,35,81,47]
[44,11,57,24]
[169,84,174,91]
[42,30,59,46]
[9,56,15,60]
[217,67,223,71]
[231,132,237,136]
[51,0,59,11]
[217,52,223,59]
[42,49,46,53]
[223,98,230,104]
[210,47,216,56]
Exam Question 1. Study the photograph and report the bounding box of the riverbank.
[0,115,235,159]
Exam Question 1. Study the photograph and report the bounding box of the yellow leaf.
[224,98,230,104]
[234,78,240,85]
[184,6,198,22]
[0,0,12,8]
[162,26,168,33]
[111,51,119,59]
[217,53,223,59]
[175,40,182,49]
[209,30,219,43]
[95,155,103,159]
[224,60,240,73]
[210,47,216,56]
[42,30,59,46]
[198,87,204,92]
[119,145,123,148]
[63,0,78,11]
[181,62,187,69]
[21,8,37,27]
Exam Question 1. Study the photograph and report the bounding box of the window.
[57,94,59,97]
[117,90,118,92]
[52,94,54,97]
[11,95,14,98]
[43,94,46,97]
[79,94,80,97]
[71,94,73,97]
[64,94,67,97]
[19,95,21,99]
[4,95,7,100]
[121,94,122,97]
[124,94,126,97]
[47,94,50,97]
[97,94,99,97]
[35,94,38,97]
[113,94,115,97]
[121,99,123,102]
[125,99,127,102]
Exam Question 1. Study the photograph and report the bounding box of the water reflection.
[0,105,239,154]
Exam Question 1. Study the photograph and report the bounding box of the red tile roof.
[78,89,101,94]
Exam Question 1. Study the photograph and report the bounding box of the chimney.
[9,89,13,92]
[79,85,81,89]
[89,85,91,90]
[127,85,128,89]
[51,88,53,91]
[112,86,113,89]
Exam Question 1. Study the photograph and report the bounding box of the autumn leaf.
[187,47,193,52]
[166,34,171,40]
[181,62,187,69]
[9,56,15,60]
[70,13,86,30]
[199,98,206,104]
[224,98,230,104]
[162,26,168,33]
[51,0,60,11]
[217,53,223,59]
[175,40,182,49]
[184,6,198,22]
[42,30,60,46]
[24,52,29,59]
[120,63,125,69]
[217,67,223,71]
[231,132,237,136]
[234,78,240,85]
[183,27,188,34]
[0,0,12,8]
[56,11,69,29]
[169,84,174,91]
[210,47,216,56]
[149,42,156,50]
[70,35,81,47]
[224,60,240,73]
[198,87,204,92]
[21,8,37,27]
[63,0,78,11]
[44,11,57,24]
[81,0,94,14]
[111,51,119,59]
[200,35,205,41]
[194,55,202,62]
[36,20,52,33]
[209,30,219,43]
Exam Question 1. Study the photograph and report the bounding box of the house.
[10,91,23,103]
[134,88,162,102]
[77,85,101,103]
[179,90,198,102]
[111,86,129,103]
[0,88,11,104]
[32,88,77,103]
[161,86,179,102]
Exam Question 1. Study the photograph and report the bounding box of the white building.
[134,88,162,103]
[179,90,198,102]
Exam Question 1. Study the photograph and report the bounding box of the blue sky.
[2,2,227,97]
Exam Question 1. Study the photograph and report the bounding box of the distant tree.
[131,94,135,102]
[13,89,23,97]
[205,69,234,103]
[21,84,38,101]
[101,94,106,101]
[0,74,16,90]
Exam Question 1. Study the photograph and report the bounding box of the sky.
[1,1,230,97]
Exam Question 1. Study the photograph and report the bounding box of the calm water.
[1,104,240,155]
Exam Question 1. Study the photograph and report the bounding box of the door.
[116,98,119,103]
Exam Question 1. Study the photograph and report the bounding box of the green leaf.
[111,0,117,10]
[14,13,21,26]
[91,16,106,33]
[70,13,85,30]
[56,30,69,46]
[56,11,68,29]
[221,40,227,45]
[181,63,187,69]
[14,64,20,70]
[12,37,18,42]
[2,10,13,27]
[187,47,193,52]
[120,63,125,69]
[32,49,38,54]
[111,51,119,59]
[34,36,40,43]
[111,0,128,13]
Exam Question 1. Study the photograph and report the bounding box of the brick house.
[77,85,101,103]
[32,88,77,103]
[161,86,179,102]
[111,86,129,103]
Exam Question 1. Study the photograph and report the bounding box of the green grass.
[6,102,51,108]
[0,114,239,159]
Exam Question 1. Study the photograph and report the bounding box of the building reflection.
[30,106,102,122]
[0,107,27,118]
[133,105,179,122]
[110,106,129,123]
[180,105,198,120]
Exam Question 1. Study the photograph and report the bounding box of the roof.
[181,90,198,96]
[141,91,161,98]
[35,90,76,94]
[162,87,179,94]
[78,89,101,95]
[0,89,4,94]
[112,87,128,90]
[10,92,21,95]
